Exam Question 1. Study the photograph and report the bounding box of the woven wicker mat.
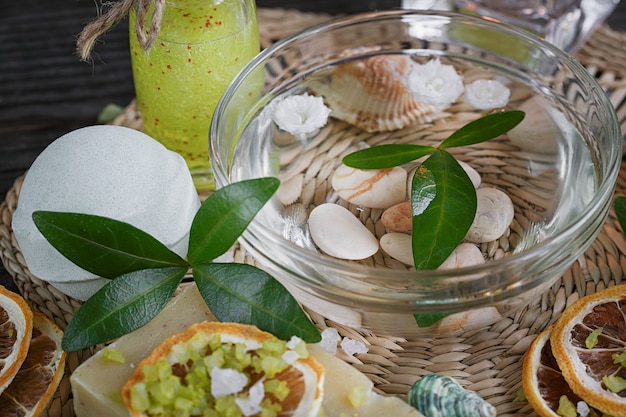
[2,9,626,417]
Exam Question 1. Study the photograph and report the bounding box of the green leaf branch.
[33,177,322,352]
[343,110,525,270]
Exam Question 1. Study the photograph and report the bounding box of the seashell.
[407,374,497,417]
[465,187,514,243]
[277,173,304,205]
[332,163,407,209]
[507,96,560,154]
[380,232,414,266]
[310,55,435,132]
[381,201,412,234]
[437,243,485,270]
[308,203,379,260]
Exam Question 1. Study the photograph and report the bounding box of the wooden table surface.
[1,0,625,293]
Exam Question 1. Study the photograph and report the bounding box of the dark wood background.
[1,0,625,293]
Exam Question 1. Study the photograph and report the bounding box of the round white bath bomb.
[12,125,201,300]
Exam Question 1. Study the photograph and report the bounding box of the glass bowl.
[209,10,621,336]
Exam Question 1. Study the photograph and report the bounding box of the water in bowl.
[230,53,597,273]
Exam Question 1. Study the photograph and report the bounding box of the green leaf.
[614,196,626,234]
[187,178,280,264]
[414,312,450,327]
[440,110,524,149]
[409,164,436,217]
[62,266,187,351]
[193,263,321,343]
[32,211,188,279]
[341,144,436,169]
[411,150,477,269]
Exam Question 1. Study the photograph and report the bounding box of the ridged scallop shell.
[310,55,435,132]
[407,374,497,417]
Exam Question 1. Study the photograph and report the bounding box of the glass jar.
[129,0,259,192]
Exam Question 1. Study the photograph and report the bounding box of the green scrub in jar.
[129,0,259,191]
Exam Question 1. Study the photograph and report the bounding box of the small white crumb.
[282,350,301,365]
[235,378,265,416]
[318,328,340,354]
[271,93,331,135]
[210,367,248,398]
[286,335,303,350]
[407,58,464,107]
[340,337,369,356]
[576,401,590,417]
[464,79,511,110]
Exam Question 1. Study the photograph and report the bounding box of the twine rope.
[76,0,165,61]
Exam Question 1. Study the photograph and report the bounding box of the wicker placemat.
[1,9,626,417]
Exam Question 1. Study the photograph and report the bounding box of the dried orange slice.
[0,285,33,394]
[122,322,325,417]
[522,325,606,417]
[0,311,66,416]
[551,285,626,417]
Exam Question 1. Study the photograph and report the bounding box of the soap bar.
[71,284,216,417]
[70,284,422,417]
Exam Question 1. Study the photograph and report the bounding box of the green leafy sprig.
[33,177,321,352]
[343,110,525,270]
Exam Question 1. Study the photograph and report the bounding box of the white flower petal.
[271,93,331,135]
[464,79,511,110]
[407,58,464,106]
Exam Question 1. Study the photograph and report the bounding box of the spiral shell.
[310,55,435,132]
[407,374,496,417]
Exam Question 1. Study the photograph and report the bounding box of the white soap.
[71,284,216,417]
[12,125,201,300]
[70,284,424,417]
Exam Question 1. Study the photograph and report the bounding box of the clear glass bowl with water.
[209,10,621,336]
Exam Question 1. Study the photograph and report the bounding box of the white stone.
[465,187,514,243]
[437,243,485,270]
[380,233,414,266]
[458,160,481,189]
[436,307,502,333]
[308,203,379,260]
[12,125,201,300]
[332,164,407,209]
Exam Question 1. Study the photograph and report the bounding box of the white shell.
[507,96,560,153]
[380,233,414,266]
[308,203,379,260]
[277,174,304,205]
[332,164,407,209]
[310,55,435,132]
[437,243,485,270]
[465,188,514,243]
